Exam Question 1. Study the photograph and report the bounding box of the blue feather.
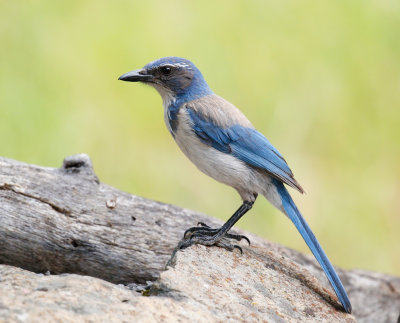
[187,108,304,193]
[273,178,352,313]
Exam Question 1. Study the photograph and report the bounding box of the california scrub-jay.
[119,57,352,313]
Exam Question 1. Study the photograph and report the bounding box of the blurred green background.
[1,0,399,276]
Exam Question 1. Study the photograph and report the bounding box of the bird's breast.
[170,107,259,192]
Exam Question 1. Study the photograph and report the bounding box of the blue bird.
[119,57,352,313]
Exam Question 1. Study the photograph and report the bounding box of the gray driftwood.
[0,155,399,322]
[0,154,224,284]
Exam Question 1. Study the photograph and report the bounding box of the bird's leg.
[180,199,255,252]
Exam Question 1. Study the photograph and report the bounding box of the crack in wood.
[0,183,72,217]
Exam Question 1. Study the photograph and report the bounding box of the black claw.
[233,245,243,254]
[241,235,251,245]
[224,233,251,245]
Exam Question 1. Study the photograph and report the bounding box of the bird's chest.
[163,102,257,192]
[166,107,221,174]
[164,104,201,156]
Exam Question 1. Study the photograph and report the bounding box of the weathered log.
[0,155,399,322]
[0,154,223,284]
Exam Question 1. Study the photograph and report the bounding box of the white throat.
[150,83,176,108]
[150,83,177,134]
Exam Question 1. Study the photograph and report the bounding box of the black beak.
[118,69,153,82]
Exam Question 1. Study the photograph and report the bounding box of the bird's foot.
[184,222,251,244]
[179,222,250,253]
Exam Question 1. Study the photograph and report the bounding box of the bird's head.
[119,57,212,103]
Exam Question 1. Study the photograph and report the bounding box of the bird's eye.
[160,66,172,75]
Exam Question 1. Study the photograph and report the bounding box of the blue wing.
[187,108,304,193]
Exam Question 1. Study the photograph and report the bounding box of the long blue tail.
[273,179,352,313]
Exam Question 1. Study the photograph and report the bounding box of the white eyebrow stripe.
[160,63,192,69]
